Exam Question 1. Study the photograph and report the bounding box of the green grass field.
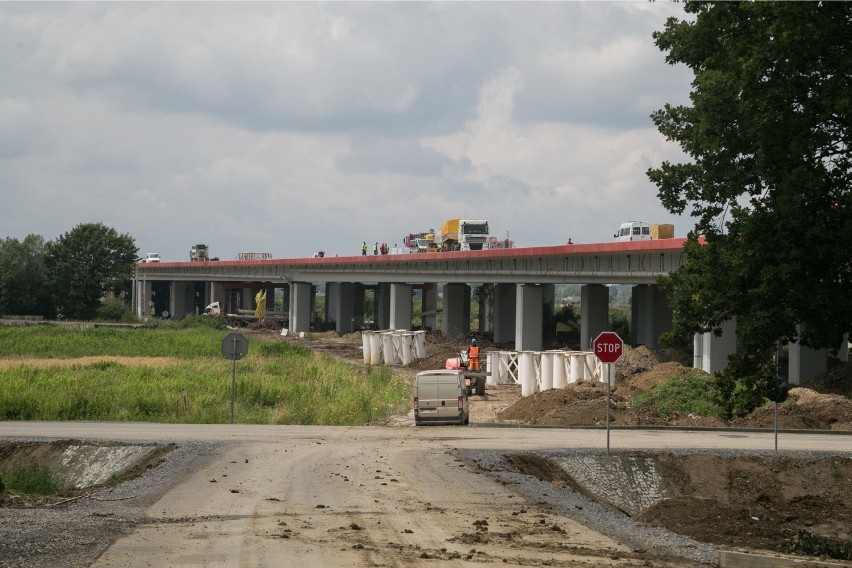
[0,325,411,425]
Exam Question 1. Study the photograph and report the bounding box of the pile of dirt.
[636,453,852,556]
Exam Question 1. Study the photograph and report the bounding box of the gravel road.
[1,424,849,568]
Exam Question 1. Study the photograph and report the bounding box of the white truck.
[439,218,490,251]
[614,222,674,242]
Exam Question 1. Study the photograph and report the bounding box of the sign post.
[593,331,624,453]
[221,333,249,424]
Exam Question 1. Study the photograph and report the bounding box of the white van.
[614,221,651,242]
[143,252,161,263]
[413,370,469,426]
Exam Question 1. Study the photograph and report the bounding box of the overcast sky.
[1,2,695,261]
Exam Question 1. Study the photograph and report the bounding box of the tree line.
[0,223,137,321]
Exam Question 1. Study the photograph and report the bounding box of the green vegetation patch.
[0,327,411,425]
[633,370,726,420]
[0,460,64,495]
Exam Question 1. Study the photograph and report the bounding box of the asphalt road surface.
[2,422,851,567]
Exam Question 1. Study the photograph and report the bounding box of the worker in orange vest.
[467,338,480,371]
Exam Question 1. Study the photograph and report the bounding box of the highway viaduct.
[133,238,846,385]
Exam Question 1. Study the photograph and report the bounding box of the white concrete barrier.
[400,333,415,366]
[540,351,555,391]
[382,333,397,365]
[519,351,537,397]
[413,330,427,359]
[569,352,583,383]
[553,351,568,389]
[361,331,372,365]
[369,332,383,365]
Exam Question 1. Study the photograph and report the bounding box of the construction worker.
[362,242,367,256]
[373,242,379,255]
[467,338,480,371]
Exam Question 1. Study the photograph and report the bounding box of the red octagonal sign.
[593,331,623,364]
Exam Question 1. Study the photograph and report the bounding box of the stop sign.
[593,331,623,364]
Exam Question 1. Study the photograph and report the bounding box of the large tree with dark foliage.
[648,2,851,416]
[45,223,138,320]
[0,235,53,318]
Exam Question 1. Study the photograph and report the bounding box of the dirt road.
[3,422,850,567]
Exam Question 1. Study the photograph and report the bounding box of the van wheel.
[463,416,469,425]
[476,381,485,396]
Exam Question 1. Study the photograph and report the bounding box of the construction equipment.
[190,244,209,261]
[446,351,488,396]
[439,219,489,251]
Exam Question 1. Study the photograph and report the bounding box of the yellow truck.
[439,218,490,251]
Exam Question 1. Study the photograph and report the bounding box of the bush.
[634,370,726,420]
[96,297,136,323]
[1,460,64,495]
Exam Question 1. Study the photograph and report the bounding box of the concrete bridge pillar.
[325,283,338,327]
[788,327,848,386]
[631,284,673,349]
[353,284,365,328]
[442,283,470,336]
[289,282,312,333]
[492,283,516,346]
[390,283,412,330]
[421,283,437,331]
[515,284,543,352]
[169,281,191,319]
[694,318,737,374]
[375,283,391,330]
[580,284,609,350]
[330,282,355,333]
[134,279,153,317]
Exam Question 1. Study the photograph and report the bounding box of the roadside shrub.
[786,531,852,561]
[161,314,228,330]
[1,461,64,495]
[96,297,136,323]
[634,370,725,420]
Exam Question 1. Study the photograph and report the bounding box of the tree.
[0,235,53,317]
[648,2,851,414]
[45,223,139,320]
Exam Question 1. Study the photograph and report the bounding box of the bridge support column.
[353,284,365,328]
[289,282,312,333]
[580,284,609,350]
[330,282,355,333]
[421,284,437,331]
[516,284,543,352]
[493,284,516,346]
[787,325,848,386]
[542,284,555,344]
[631,284,673,349]
[477,284,495,335]
[375,283,391,330]
[442,283,470,335]
[325,283,338,326]
[390,283,412,330]
[169,281,191,319]
[694,318,737,374]
[135,279,153,318]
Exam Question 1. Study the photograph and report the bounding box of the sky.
[0,2,696,262]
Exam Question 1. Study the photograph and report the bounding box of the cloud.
[0,1,694,260]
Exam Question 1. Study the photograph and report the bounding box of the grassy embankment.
[0,325,410,425]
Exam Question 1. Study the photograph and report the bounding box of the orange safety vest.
[468,345,480,370]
